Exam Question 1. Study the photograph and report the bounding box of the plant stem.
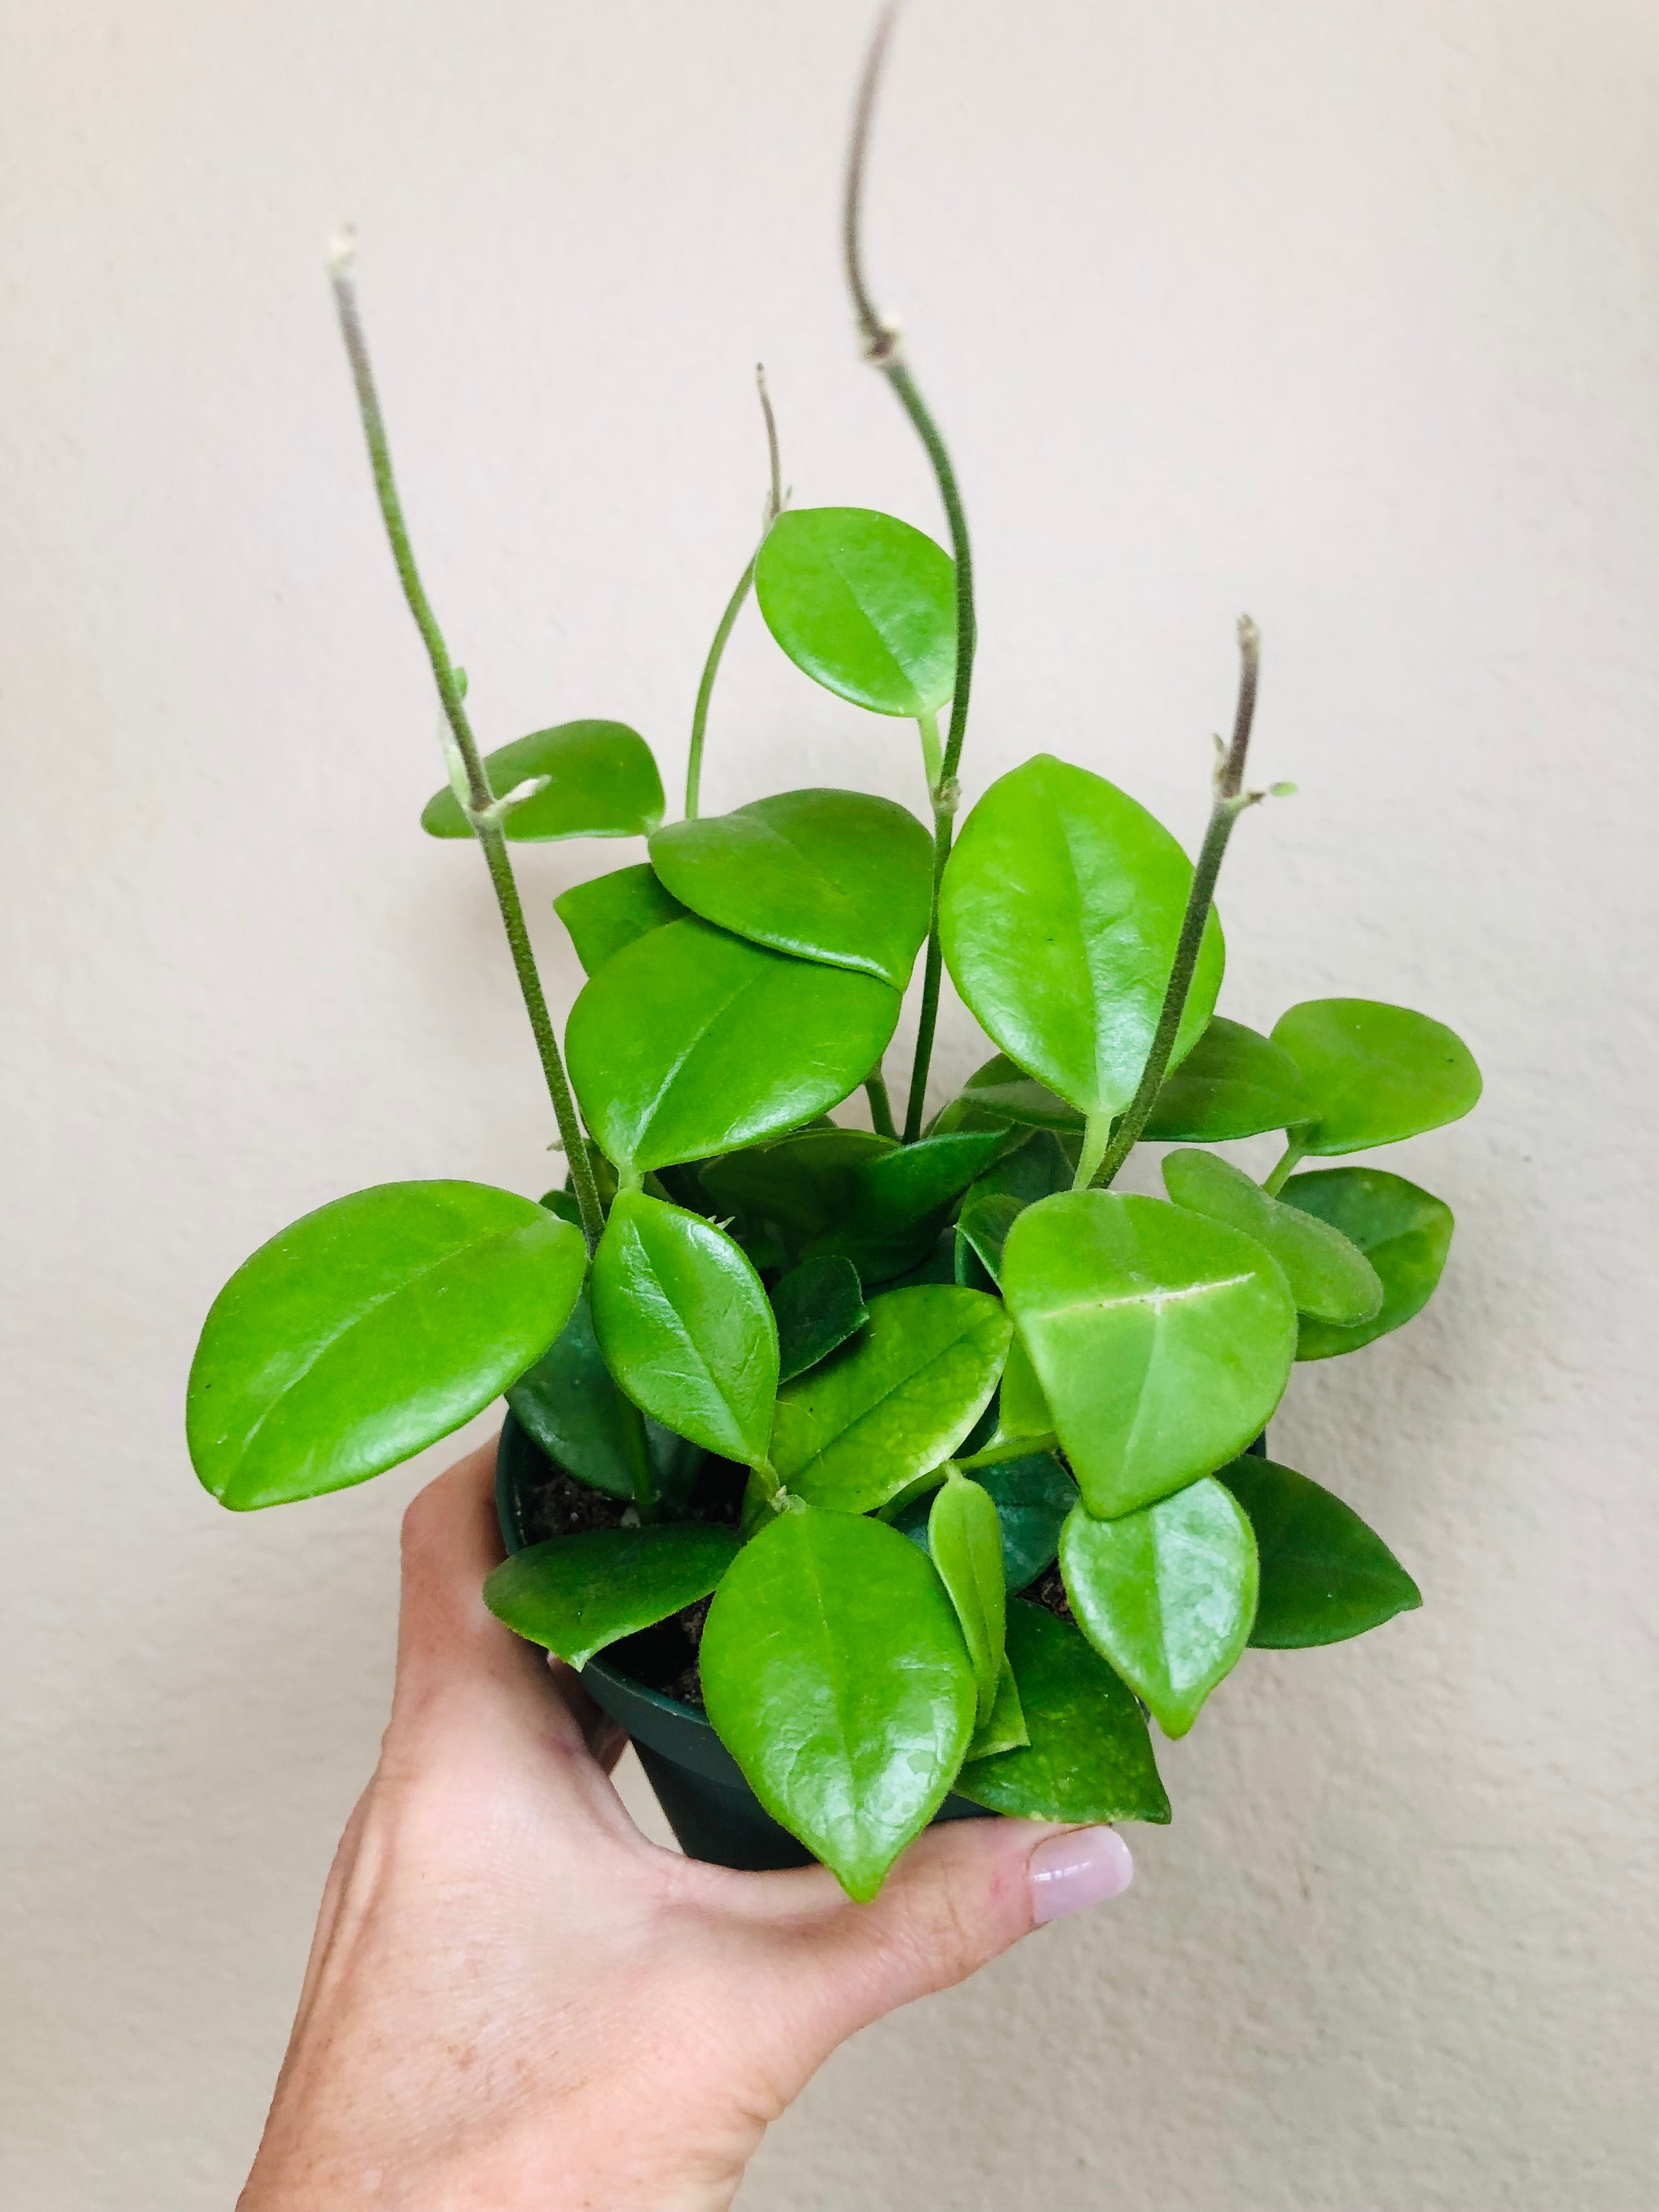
[1072,1111,1113,1191]
[685,366,783,821]
[916,706,943,792]
[1262,1132,1309,1195]
[844,7,978,1142]
[865,1071,898,1139]
[1092,618,1265,1190]
[616,1393,658,1522]
[329,236,606,1251]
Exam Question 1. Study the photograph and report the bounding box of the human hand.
[240,1440,1135,2211]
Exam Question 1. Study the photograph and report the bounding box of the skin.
[241,1441,1127,2211]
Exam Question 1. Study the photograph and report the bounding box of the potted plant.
[185,20,1480,1904]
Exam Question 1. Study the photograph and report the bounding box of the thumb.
[799,1815,1135,2044]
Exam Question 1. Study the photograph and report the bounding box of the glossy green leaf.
[811,1127,1019,1281]
[567,919,900,1175]
[770,1285,1012,1514]
[589,1192,778,1465]
[754,506,956,718]
[955,1192,1022,1286]
[421,720,664,841]
[483,1526,738,1669]
[929,1474,1007,1725]
[966,1657,1029,1759]
[1162,1148,1383,1324]
[1001,1192,1296,1520]
[1270,998,1482,1155]
[650,789,933,990]
[1219,1456,1423,1647]
[955,1053,1085,1132]
[1278,1168,1455,1359]
[970,1129,1079,1207]
[1060,1479,1259,1736]
[505,1289,700,1505]
[940,755,1224,1118]
[965,1335,1056,1463]
[955,1601,1171,1824]
[771,1255,869,1384]
[188,1182,585,1511]
[898,1450,1076,1594]
[554,864,688,978]
[1143,1016,1312,1142]
[699,1507,975,1899]
[701,1129,893,1242]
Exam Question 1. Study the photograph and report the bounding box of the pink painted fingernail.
[1029,1826,1135,1922]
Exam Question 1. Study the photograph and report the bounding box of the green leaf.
[939,755,1224,1118]
[421,720,664,841]
[505,1289,699,1504]
[955,1601,1171,1824]
[753,506,956,718]
[928,1473,1007,1725]
[567,919,900,1175]
[1060,1479,1258,1736]
[955,1053,1085,1132]
[897,1451,1076,1594]
[955,1191,1022,1285]
[1001,1191,1296,1519]
[650,789,933,990]
[1143,1016,1312,1142]
[702,1129,894,1242]
[969,1128,1079,1207]
[554,864,688,978]
[589,1192,778,1465]
[187,1182,585,1510]
[771,1255,869,1384]
[1278,1168,1455,1359]
[810,1127,1020,1281]
[770,1285,1012,1514]
[1161,1148,1383,1324]
[483,1526,739,1668]
[967,1657,1029,1759]
[966,1335,1056,1462]
[1270,998,1482,1155]
[1219,1456,1423,1646]
[699,1507,976,1899]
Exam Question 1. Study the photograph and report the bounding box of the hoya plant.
[185,23,1480,1902]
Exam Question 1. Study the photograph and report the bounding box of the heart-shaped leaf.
[1219,1456,1423,1646]
[188,1182,586,1510]
[554,864,688,978]
[955,1600,1171,1824]
[770,1285,1012,1514]
[650,789,933,989]
[771,1255,869,1384]
[566,919,900,1175]
[506,1288,701,1504]
[699,1507,975,1899]
[1162,1148,1383,1324]
[754,506,956,718]
[1270,998,1482,1154]
[483,1526,740,1669]
[589,1192,778,1466]
[940,755,1224,1118]
[1144,1016,1312,1142]
[897,1451,1076,1594]
[421,720,664,841]
[1001,1191,1296,1519]
[1060,1478,1259,1736]
[967,1657,1029,1758]
[928,1472,1007,1724]
[1278,1168,1455,1359]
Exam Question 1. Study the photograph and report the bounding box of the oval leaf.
[1144,1016,1312,1142]
[483,1526,739,1669]
[898,1451,1076,1596]
[940,755,1224,1117]
[1001,1191,1296,1519]
[1060,1479,1259,1736]
[651,789,933,989]
[754,506,956,718]
[699,1508,976,1899]
[929,1474,1007,1724]
[589,1192,778,1465]
[555,863,688,977]
[505,1288,700,1504]
[1270,998,1482,1155]
[771,1285,1013,1514]
[567,919,900,1175]
[771,1255,869,1384]
[187,1182,585,1510]
[1278,1168,1455,1359]
[1162,1148,1383,1324]
[1219,1456,1422,1646]
[422,720,664,841]
[955,1600,1171,1825]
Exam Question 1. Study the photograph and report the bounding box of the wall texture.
[3,3,1656,2206]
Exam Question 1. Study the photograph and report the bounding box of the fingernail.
[1029,1826,1135,1923]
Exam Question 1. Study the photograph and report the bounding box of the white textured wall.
[3,3,1656,2206]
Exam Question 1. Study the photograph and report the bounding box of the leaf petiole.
[1262,1131,1311,1195]
[684,366,783,820]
